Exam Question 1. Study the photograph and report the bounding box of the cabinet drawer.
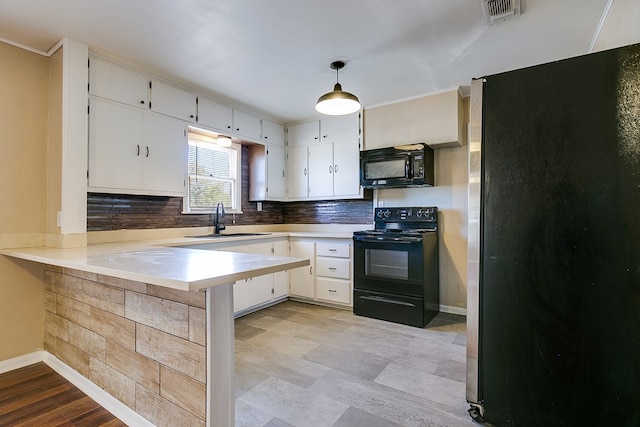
[316,278,350,304]
[316,241,350,258]
[316,257,350,279]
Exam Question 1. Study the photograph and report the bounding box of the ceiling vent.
[481,0,521,25]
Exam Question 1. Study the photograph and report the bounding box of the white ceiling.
[1,0,639,123]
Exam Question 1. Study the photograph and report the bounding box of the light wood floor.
[0,362,125,427]
[0,301,471,427]
[235,301,473,427]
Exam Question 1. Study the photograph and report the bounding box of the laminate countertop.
[2,238,309,292]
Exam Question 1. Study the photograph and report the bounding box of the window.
[184,131,241,213]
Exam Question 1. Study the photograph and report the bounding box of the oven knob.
[383,209,392,218]
[376,210,385,219]
[416,210,423,218]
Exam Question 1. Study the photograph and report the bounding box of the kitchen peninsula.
[2,240,309,427]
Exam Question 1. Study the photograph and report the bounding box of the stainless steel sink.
[190,233,270,238]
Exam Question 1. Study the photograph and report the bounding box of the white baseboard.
[0,350,154,427]
[0,350,45,375]
[440,304,467,316]
[41,352,155,427]
[1,351,153,425]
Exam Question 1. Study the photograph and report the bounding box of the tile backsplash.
[87,193,373,231]
[87,145,373,231]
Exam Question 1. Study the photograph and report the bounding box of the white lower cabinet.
[316,278,350,305]
[186,236,352,315]
[289,240,315,298]
[273,240,290,298]
[315,240,352,305]
[222,239,290,315]
[289,238,353,307]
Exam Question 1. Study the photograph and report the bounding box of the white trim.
[206,284,235,427]
[440,304,467,316]
[0,351,154,426]
[42,352,155,427]
[0,36,49,56]
[0,351,45,375]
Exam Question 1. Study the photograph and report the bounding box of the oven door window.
[354,237,425,296]
[365,249,408,280]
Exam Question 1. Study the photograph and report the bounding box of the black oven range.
[353,207,439,327]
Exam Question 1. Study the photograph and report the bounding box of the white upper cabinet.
[197,97,233,132]
[286,112,362,201]
[89,98,144,190]
[266,145,286,199]
[286,145,309,199]
[320,113,360,143]
[150,79,197,123]
[363,88,464,149]
[88,97,186,196]
[89,57,149,108]
[261,119,285,146]
[308,138,361,199]
[141,113,187,194]
[287,121,320,146]
[332,138,361,197]
[287,113,359,147]
[308,143,334,198]
[233,109,262,141]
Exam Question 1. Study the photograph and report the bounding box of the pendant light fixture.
[315,60,361,116]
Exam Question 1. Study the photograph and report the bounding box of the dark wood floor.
[0,362,126,427]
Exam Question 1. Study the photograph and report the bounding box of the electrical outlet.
[56,211,62,227]
[257,202,263,211]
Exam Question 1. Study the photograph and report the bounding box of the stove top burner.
[355,229,436,235]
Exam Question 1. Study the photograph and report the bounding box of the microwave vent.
[481,0,521,25]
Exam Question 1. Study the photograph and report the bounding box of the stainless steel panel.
[466,77,483,409]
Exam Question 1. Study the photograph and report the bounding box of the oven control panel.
[374,207,437,222]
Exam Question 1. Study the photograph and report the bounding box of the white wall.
[363,92,470,314]
[373,143,469,314]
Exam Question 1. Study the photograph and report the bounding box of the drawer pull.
[329,289,337,294]
[328,267,337,271]
[328,248,337,252]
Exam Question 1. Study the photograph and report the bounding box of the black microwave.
[360,143,434,188]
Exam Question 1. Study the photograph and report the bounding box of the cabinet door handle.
[334,164,338,173]
[323,135,328,139]
[146,146,149,157]
[227,125,231,129]
[136,145,140,156]
[282,170,285,178]
[310,266,313,275]
[329,165,332,174]
[140,100,145,105]
[236,128,240,132]
[304,168,307,176]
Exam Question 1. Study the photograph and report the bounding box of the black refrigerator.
[466,43,640,426]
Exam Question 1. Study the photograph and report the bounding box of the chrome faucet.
[214,202,226,234]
